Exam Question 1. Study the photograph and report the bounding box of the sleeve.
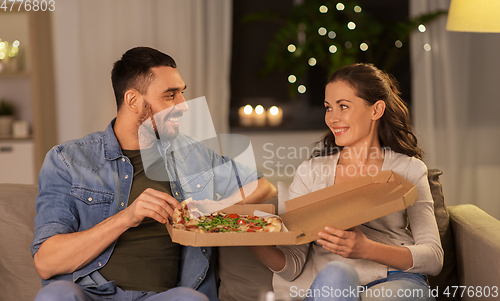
[30,147,78,256]
[404,158,444,276]
[208,147,262,200]
[274,243,311,281]
[271,160,314,280]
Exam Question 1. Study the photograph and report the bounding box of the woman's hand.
[316,226,372,259]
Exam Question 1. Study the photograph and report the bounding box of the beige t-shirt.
[275,150,444,285]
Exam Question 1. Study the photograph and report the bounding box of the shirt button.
[198,277,203,280]
[98,262,102,267]
[121,158,126,162]
[88,197,93,202]
[197,184,201,188]
[202,249,206,253]
[175,192,179,196]
[120,202,125,207]
[125,175,129,179]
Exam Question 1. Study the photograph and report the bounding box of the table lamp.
[446,0,500,33]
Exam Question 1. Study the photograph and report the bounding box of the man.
[31,47,277,301]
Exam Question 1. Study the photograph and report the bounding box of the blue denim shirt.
[31,119,260,300]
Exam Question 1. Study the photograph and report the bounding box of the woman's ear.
[372,100,386,121]
[123,89,141,114]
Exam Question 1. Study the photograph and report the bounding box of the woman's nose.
[326,110,339,124]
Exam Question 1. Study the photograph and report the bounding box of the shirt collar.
[103,118,123,161]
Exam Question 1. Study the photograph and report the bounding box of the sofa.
[1,169,500,301]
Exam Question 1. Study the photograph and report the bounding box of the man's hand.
[34,188,181,280]
[121,188,181,226]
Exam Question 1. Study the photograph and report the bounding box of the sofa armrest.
[447,204,500,300]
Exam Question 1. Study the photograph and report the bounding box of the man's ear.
[123,89,141,113]
[372,100,386,121]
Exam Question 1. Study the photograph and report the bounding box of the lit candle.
[238,105,254,127]
[254,105,266,126]
[267,106,283,126]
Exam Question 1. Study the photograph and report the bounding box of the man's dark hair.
[111,47,177,110]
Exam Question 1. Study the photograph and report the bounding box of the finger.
[142,207,169,224]
[139,200,173,223]
[318,240,344,255]
[137,193,175,219]
[318,231,346,246]
[317,238,340,250]
[143,188,181,209]
[324,226,348,238]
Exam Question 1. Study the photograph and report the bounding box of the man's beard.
[137,98,181,145]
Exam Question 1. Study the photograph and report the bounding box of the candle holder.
[238,105,254,127]
[254,105,266,127]
[267,106,283,126]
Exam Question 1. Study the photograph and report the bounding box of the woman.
[250,63,443,301]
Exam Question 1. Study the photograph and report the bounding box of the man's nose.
[175,95,188,112]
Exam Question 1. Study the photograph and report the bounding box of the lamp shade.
[446,0,500,32]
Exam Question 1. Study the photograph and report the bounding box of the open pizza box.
[166,170,418,246]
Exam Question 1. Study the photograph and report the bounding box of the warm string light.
[0,39,21,73]
[284,2,423,97]
[417,24,432,52]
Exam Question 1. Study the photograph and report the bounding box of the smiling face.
[324,80,381,149]
[138,66,188,141]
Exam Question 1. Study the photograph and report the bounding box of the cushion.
[427,169,459,301]
[0,184,42,301]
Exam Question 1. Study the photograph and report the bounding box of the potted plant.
[0,99,15,137]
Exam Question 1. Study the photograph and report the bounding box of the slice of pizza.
[171,199,282,233]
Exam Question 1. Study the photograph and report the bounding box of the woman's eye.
[325,106,331,112]
[340,104,348,110]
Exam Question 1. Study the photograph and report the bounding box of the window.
[230,0,411,132]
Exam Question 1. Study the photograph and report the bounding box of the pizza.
[172,199,282,233]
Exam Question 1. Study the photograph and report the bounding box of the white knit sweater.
[275,150,444,285]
